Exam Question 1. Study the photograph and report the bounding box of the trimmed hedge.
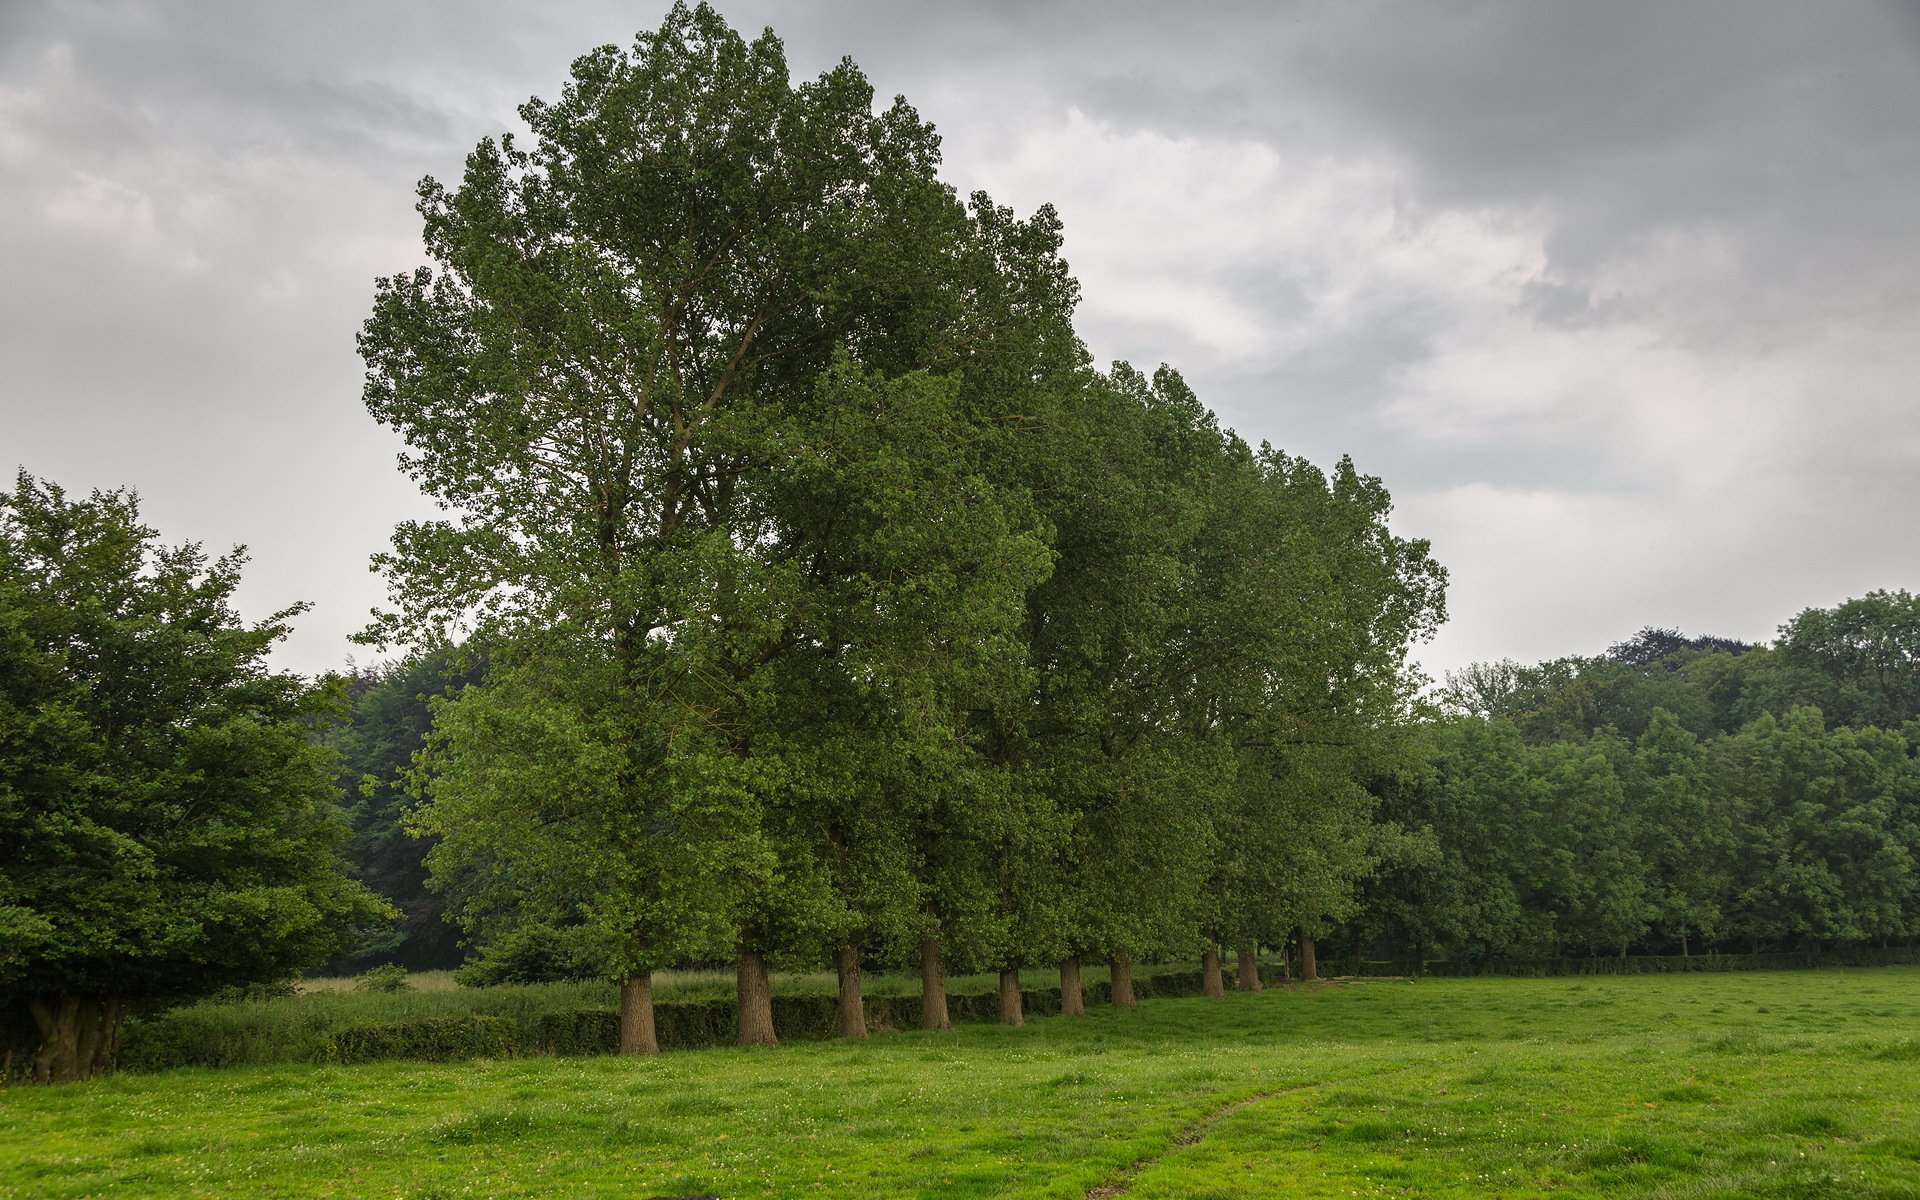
[96,966,1219,1074]
[1361,945,1920,978]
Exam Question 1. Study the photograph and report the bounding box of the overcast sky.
[4,0,1918,683]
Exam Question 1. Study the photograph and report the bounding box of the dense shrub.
[333,1015,520,1063]
[355,964,414,993]
[453,923,607,987]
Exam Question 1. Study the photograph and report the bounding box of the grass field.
[4,967,1918,1198]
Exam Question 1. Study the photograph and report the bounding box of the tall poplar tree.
[360,4,1075,1047]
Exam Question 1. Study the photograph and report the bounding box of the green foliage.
[1777,590,1920,728]
[360,2,1088,999]
[318,651,479,973]
[0,471,386,1077]
[352,965,413,994]
[452,922,608,986]
[1375,603,1920,963]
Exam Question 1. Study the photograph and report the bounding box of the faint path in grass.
[1083,1084,1319,1199]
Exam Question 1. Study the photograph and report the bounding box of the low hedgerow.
[108,963,1222,1073]
[1361,944,1920,978]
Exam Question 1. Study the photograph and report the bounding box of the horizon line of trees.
[1342,601,1920,968]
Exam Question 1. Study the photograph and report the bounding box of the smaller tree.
[0,473,384,1082]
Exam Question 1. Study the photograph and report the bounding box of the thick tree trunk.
[28,996,125,1084]
[998,970,1025,1026]
[834,945,867,1039]
[1059,958,1085,1017]
[1680,929,1690,957]
[618,972,659,1056]
[1109,953,1136,1008]
[1236,945,1264,992]
[1414,938,1426,978]
[1300,931,1319,982]
[920,937,951,1031]
[735,946,778,1047]
[1201,946,1225,998]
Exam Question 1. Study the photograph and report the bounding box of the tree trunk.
[1413,938,1426,978]
[1059,958,1085,1017]
[1236,945,1263,992]
[28,996,125,1084]
[1201,946,1225,998]
[1353,931,1365,976]
[1300,931,1319,982]
[618,972,659,1056]
[735,946,778,1047]
[835,945,867,1039]
[1680,929,1690,957]
[998,969,1025,1026]
[920,937,951,1031]
[1109,953,1136,1008]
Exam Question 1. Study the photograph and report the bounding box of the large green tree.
[362,3,1072,1049]
[0,474,381,1082]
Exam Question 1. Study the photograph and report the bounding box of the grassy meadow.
[4,967,1919,1198]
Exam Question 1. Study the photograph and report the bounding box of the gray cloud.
[2,0,1916,679]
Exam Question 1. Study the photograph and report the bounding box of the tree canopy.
[0,473,383,1081]
[360,2,1446,1048]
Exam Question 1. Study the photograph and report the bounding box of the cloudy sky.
[4,0,1918,682]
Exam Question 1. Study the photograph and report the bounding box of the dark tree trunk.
[835,945,867,1039]
[920,937,951,1031]
[1059,958,1085,1017]
[1236,945,1263,992]
[1353,931,1365,976]
[1300,931,1319,982]
[1413,938,1426,978]
[998,970,1025,1026]
[28,996,125,1084]
[1201,946,1225,998]
[1109,953,1136,1008]
[735,946,777,1047]
[618,972,658,1055]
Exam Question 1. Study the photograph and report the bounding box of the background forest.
[328,591,1920,984]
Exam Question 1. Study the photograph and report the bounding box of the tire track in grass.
[1084,1084,1319,1199]
[1082,1057,1430,1199]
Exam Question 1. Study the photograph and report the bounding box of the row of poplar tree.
[349,5,1446,1052]
[1346,608,1920,969]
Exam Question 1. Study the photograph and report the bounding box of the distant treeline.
[1343,598,1920,966]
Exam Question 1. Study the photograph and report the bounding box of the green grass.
[6,968,1920,1198]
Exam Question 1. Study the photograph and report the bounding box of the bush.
[355,965,414,993]
[454,923,607,987]
[333,1015,519,1064]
